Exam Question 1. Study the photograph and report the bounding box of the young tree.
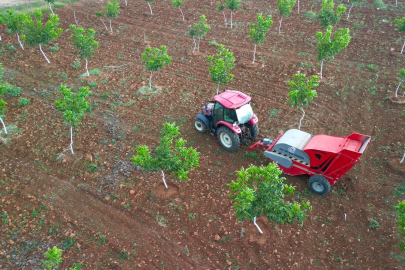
[70,25,99,77]
[225,0,241,28]
[42,246,62,270]
[347,0,365,19]
[145,0,156,15]
[0,64,7,135]
[394,69,405,98]
[217,2,227,27]
[44,0,56,15]
[277,0,296,35]
[142,46,171,88]
[95,12,108,31]
[207,44,235,95]
[317,0,346,29]
[22,9,63,64]
[228,163,312,234]
[395,201,405,251]
[172,0,185,21]
[316,25,351,79]
[287,73,319,130]
[54,85,91,155]
[0,9,29,50]
[249,13,273,64]
[102,0,120,32]
[189,15,210,53]
[394,17,405,54]
[131,123,200,189]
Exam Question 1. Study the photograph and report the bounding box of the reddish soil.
[1,0,405,269]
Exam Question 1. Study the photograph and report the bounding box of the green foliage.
[22,9,63,47]
[49,45,60,52]
[4,82,22,97]
[71,58,81,69]
[249,14,273,45]
[228,163,312,224]
[217,1,225,11]
[54,85,91,128]
[189,15,210,39]
[0,64,6,118]
[287,73,319,109]
[395,17,405,33]
[398,69,405,83]
[206,44,235,87]
[317,0,346,29]
[277,0,296,17]
[42,246,62,270]
[70,25,99,59]
[131,123,200,181]
[316,25,351,62]
[102,0,120,19]
[172,0,185,8]
[396,201,405,251]
[95,11,104,18]
[142,46,171,73]
[44,0,56,4]
[369,218,380,228]
[18,97,30,107]
[0,9,29,36]
[225,0,241,11]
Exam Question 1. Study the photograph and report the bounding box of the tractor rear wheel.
[308,175,331,195]
[217,126,240,152]
[194,117,207,133]
[250,124,259,139]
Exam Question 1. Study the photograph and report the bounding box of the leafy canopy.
[70,25,99,59]
[395,17,405,33]
[249,13,273,45]
[42,246,62,270]
[277,0,296,17]
[44,0,56,4]
[317,0,346,29]
[316,25,351,62]
[398,68,405,82]
[396,201,405,251]
[131,123,200,181]
[217,1,225,11]
[54,85,91,128]
[22,9,63,46]
[0,64,6,118]
[172,0,185,8]
[288,73,319,109]
[189,15,210,39]
[142,46,171,73]
[207,44,235,86]
[225,0,241,11]
[228,163,312,224]
[102,0,120,19]
[0,9,29,35]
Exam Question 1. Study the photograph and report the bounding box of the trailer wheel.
[217,126,240,152]
[308,175,331,195]
[194,118,207,133]
[250,124,259,139]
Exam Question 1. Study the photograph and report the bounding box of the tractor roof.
[214,90,251,109]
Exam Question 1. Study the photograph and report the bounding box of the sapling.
[0,64,7,135]
[142,46,171,89]
[394,17,405,54]
[277,0,296,35]
[54,85,91,155]
[42,246,62,270]
[145,0,156,15]
[316,25,350,79]
[74,11,78,25]
[228,163,311,234]
[22,9,63,64]
[249,13,273,64]
[0,9,29,50]
[95,12,108,31]
[102,0,120,32]
[217,2,227,27]
[395,201,405,250]
[394,69,405,98]
[131,123,200,189]
[70,25,99,77]
[172,0,185,21]
[347,0,365,19]
[287,73,319,130]
[225,0,241,28]
[189,15,210,52]
[317,0,346,29]
[44,0,56,15]
[206,44,235,94]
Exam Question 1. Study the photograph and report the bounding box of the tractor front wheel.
[194,117,207,133]
[217,126,240,152]
[308,175,331,195]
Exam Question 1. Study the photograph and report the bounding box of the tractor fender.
[264,151,293,168]
[216,121,242,134]
[248,114,258,125]
[196,113,211,130]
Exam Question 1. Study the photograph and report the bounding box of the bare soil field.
[1,0,405,269]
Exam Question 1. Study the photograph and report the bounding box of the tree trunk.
[401,152,405,164]
[100,19,108,31]
[109,19,112,32]
[252,44,256,64]
[192,37,196,53]
[396,0,398,7]
[297,0,300,14]
[0,35,2,41]
[74,11,78,25]
[0,116,7,135]
[17,33,24,50]
[347,4,353,19]
[222,11,227,27]
[298,107,305,130]
[320,60,324,79]
[279,16,283,35]
[85,58,89,77]
[401,37,405,54]
[216,83,220,95]
[254,217,263,234]
[125,0,128,6]
[230,11,233,28]
[179,7,184,20]
[149,71,153,88]
[198,37,201,52]
[161,170,168,189]
[39,44,50,64]
[395,81,402,98]
[147,2,153,14]
[49,3,55,15]
[70,126,74,155]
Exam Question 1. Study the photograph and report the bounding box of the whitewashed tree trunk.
[198,37,201,51]
[395,81,403,98]
[179,7,184,20]
[216,83,220,95]
[39,44,50,64]
[297,0,300,13]
[100,19,108,31]
[320,60,324,79]
[192,36,196,53]
[74,11,78,25]
[0,35,2,41]
[252,44,256,64]
[222,11,227,26]
[279,16,283,35]
[85,58,89,77]
[149,71,153,88]
[254,217,263,234]
[16,33,24,50]
[147,2,153,14]
[230,11,233,28]
[70,126,74,155]
[161,170,168,189]
[49,3,55,15]
[400,152,405,164]
[401,38,405,54]
[396,0,398,7]
[0,117,7,135]
[298,107,305,130]
[109,19,112,32]
[125,0,128,6]
[347,4,353,19]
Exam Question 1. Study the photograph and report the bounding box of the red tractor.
[193,90,259,152]
[249,129,371,195]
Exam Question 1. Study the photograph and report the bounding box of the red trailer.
[250,129,371,195]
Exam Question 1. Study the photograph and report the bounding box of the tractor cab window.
[213,102,224,125]
[224,108,237,123]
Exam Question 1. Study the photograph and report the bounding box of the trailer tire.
[217,126,240,152]
[250,124,259,139]
[194,118,207,133]
[308,175,331,195]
